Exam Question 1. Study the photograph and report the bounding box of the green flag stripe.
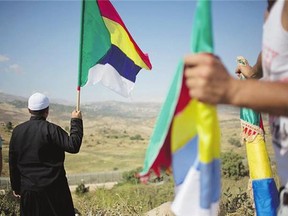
[191,0,213,54]
[140,61,184,175]
[78,0,111,87]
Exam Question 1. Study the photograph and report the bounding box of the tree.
[6,122,13,131]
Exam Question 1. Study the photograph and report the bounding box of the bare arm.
[228,78,288,116]
[184,53,288,116]
[251,52,263,79]
[282,0,288,31]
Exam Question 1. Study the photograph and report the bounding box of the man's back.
[9,115,67,191]
[8,92,83,216]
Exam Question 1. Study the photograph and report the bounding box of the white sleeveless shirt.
[262,0,288,184]
[263,0,288,81]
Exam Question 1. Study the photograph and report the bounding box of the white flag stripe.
[86,64,134,97]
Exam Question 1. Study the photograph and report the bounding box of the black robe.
[9,115,83,216]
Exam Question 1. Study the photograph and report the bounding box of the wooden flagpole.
[76,86,80,111]
[76,86,81,111]
[76,0,85,112]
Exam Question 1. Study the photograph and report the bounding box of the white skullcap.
[28,93,49,111]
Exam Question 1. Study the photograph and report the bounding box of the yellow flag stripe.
[196,102,221,163]
[103,17,150,70]
[246,134,273,179]
[171,100,198,153]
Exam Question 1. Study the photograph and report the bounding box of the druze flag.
[237,56,279,216]
[78,0,152,97]
[139,0,221,215]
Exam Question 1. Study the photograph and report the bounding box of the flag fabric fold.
[240,101,279,216]
[78,0,152,97]
[240,95,279,216]
[139,0,221,215]
[236,58,279,216]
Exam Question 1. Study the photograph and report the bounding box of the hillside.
[0,92,274,177]
[0,92,161,176]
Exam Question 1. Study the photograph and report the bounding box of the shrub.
[5,121,13,131]
[219,187,254,216]
[75,182,89,195]
[122,167,142,184]
[221,151,249,180]
[228,137,242,147]
[0,190,20,215]
[130,134,144,141]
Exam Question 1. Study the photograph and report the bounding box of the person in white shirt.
[183,0,288,214]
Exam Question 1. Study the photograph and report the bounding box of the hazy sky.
[0,0,266,105]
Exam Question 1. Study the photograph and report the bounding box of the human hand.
[13,191,21,198]
[235,56,254,79]
[72,110,82,119]
[184,53,234,105]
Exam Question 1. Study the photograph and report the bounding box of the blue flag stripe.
[98,44,142,82]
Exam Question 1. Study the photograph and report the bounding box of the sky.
[0,0,267,105]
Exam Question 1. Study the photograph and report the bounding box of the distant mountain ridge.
[0,92,26,103]
[0,92,239,122]
[0,92,162,121]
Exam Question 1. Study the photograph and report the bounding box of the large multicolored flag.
[78,0,152,97]
[139,0,221,215]
[237,57,279,216]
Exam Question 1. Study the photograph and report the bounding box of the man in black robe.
[9,92,83,216]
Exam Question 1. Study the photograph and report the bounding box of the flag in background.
[139,0,221,215]
[78,0,152,97]
[241,108,279,216]
[237,57,279,216]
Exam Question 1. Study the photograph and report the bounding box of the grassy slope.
[0,101,279,215]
